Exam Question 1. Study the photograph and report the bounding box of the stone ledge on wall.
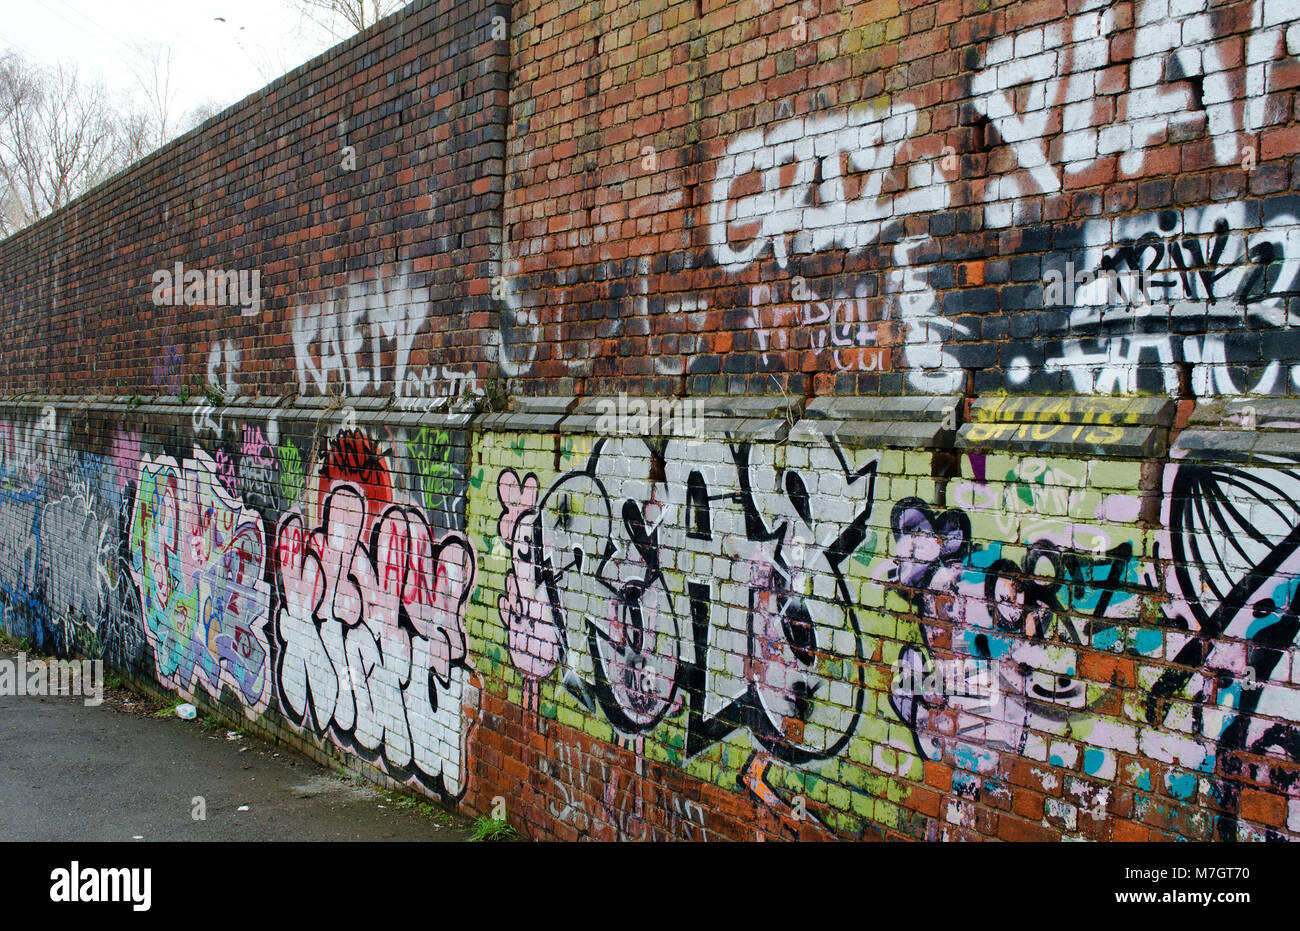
[958,395,1176,458]
[554,395,800,441]
[0,393,1214,460]
[478,395,578,433]
[1175,397,1300,463]
[800,395,962,449]
[0,394,477,432]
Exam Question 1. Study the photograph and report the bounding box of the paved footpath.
[0,648,471,841]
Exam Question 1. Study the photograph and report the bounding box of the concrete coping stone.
[1187,397,1300,430]
[480,411,567,432]
[1174,429,1300,464]
[969,394,1175,427]
[800,419,956,449]
[959,395,1172,457]
[804,394,961,422]
[512,396,578,415]
[18,395,1300,465]
[960,422,1165,458]
[567,395,799,420]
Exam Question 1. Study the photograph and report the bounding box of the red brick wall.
[3,0,1299,402]
[503,0,1300,399]
[1,0,1300,845]
[0,0,507,402]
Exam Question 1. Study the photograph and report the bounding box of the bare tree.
[178,99,229,135]
[0,54,137,237]
[0,47,231,238]
[119,95,228,159]
[127,41,175,150]
[290,0,408,39]
[0,52,35,126]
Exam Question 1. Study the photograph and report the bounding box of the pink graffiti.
[496,468,558,680]
[241,425,273,467]
[111,428,141,489]
[213,448,237,497]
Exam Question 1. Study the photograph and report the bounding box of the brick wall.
[0,0,1299,841]
[0,0,507,402]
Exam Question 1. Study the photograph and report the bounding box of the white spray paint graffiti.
[291,267,428,397]
[0,417,60,485]
[706,0,1300,397]
[207,339,242,397]
[743,279,888,372]
[501,433,877,762]
[709,102,948,272]
[540,738,709,841]
[397,365,482,410]
[494,264,540,378]
[970,0,1298,217]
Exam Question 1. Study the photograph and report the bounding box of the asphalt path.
[0,648,470,842]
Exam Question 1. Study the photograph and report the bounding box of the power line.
[35,0,147,61]
[0,29,72,72]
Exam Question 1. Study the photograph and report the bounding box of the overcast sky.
[0,0,348,122]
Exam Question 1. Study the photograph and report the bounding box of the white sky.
[0,0,347,122]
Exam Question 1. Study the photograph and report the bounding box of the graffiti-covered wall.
[2,0,1300,842]
[0,400,479,799]
[504,0,1300,400]
[5,395,1300,841]
[464,397,1300,842]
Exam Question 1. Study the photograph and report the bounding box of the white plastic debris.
[237,805,250,812]
[176,703,197,719]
